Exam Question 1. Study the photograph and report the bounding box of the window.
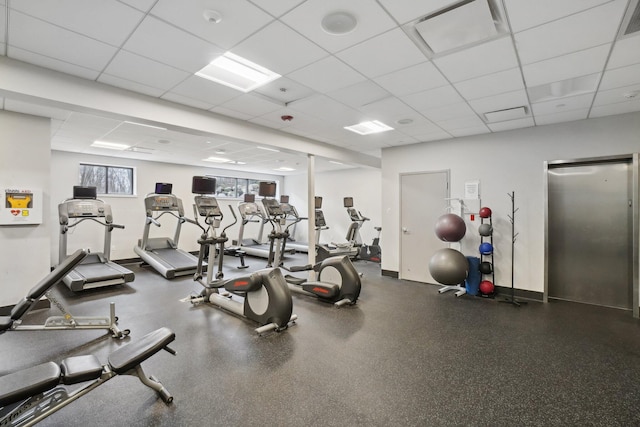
[79,163,135,195]
[205,176,277,199]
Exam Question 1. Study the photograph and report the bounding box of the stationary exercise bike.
[184,177,296,335]
[261,187,362,307]
[344,197,381,263]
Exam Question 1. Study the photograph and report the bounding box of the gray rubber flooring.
[2,254,640,426]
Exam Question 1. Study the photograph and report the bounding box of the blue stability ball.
[434,213,467,242]
[479,242,493,255]
[429,248,469,285]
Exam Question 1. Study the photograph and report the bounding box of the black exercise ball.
[479,261,493,274]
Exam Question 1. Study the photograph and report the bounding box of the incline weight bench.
[0,249,129,339]
[0,327,176,426]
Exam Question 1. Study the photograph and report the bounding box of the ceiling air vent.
[484,106,528,123]
[620,0,640,36]
[403,0,508,58]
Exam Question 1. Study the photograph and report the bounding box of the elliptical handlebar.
[223,205,238,236]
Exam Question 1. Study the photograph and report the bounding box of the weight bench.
[0,327,176,427]
[0,249,129,339]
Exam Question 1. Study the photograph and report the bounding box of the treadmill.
[314,196,358,262]
[232,194,273,259]
[278,195,310,253]
[133,183,202,279]
[58,186,135,292]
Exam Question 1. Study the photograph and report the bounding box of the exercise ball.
[479,242,493,255]
[478,223,493,236]
[434,213,466,242]
[479,261,493,274]
[429,248,469,285]
[479,280,494,295]
[479,207,492,218]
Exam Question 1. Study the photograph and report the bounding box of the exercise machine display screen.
[155,182,173,194]
[192,176,216,195]
[262,198,284,216]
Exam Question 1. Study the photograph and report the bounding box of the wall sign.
[1,188,43,225]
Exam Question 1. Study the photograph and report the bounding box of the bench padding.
[0,362,61,407]
[61,355,103,385]
[108,327,175,374]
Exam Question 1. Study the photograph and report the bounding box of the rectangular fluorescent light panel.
[91,140,130,150]
[123,121,167,130]
[195,52,281,93]
[484,106,528,123]
[416,0,498,54]
[344,120,394,135]
[275,167,295,172]
[256,146,280,152]
[203,156,231,163]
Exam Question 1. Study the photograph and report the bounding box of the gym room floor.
[2,254,640,427]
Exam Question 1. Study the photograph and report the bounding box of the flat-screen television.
[244,194,255,203]
[192,176,216,194]
[315,196,323,209]
[343,197,353,208]
[280,195,289,203]
[155,182,173,194]
[259,181,276,197]
[73,186,97,199]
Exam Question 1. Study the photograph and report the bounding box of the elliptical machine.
[261,187,362,307]
[344,197,381,263]
[185,176,296,335]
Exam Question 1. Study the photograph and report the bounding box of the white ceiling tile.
[607,33,640,69]
[254,108,328,133]
[434,115,486,131]
[522,44,610,87]
[358,97,418,123]
[10,0,144,47]
[402,85,464,111]
[449,125,491,137]
[528,73,601,103]
[150,0,273,51]
[514,1,626,65]
[281,0,396,53]
[289,95,363,125]
[433,36,518,82]
[102,50,190,91]
[249,0,305,18]
[589,98,640,117]
[287,56,366,93]
[210,106,255,121]
[119,0,156,12]
[469,90,529,116]
[326,81,390,109]
[337,28,427,79]
[219,93,284,118]
[253,78,315,105]
[376,0,455,25]
[233,21,328,75]
[374,61,449,97]
[0,6,5,43]
[123,16,223,73]
[600,63,640,90]
[394,118,441,137]
[167,76,241,106]
[421,102,477,122]
[161,92,216,110]
[454,68,525,100]
[8,11,118,71]
[504,0,613,33]
[593,83,640,106]
[4,99,72,121]
[8,46,100,80]
[535,109,589,125]
[487,117,535,132]
[414,131,453,142]
[532,92,595,116]
[98,74,166,97]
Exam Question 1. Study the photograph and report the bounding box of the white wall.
[382,112,640,293]
[284,167,382,246]
[0,111,51,307]
[50,151,283,263]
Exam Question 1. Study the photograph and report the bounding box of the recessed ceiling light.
[256,146,280,152]
[235,161,247,165]
[91,140,130,150]
[203,156,232,163]
[275,167,295,172]
[623,90,639,99]
[157,139,171,144]
[203,10,222,24]
[124,121,167,130]
[195,52,281,93]
[396,118,414,125]
[344,120,394,135]
[215,149,226,154]
[321,11,358,35]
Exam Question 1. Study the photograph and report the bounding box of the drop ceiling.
[0,0,639,175]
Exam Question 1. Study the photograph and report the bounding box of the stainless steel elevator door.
[548,160,632,309]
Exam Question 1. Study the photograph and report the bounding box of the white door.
[400,171,449,283]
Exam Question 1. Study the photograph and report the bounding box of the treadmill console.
[59,199,112,223]
[238,202,263,218]
[315,209,326,228]
[262,198,284,217]
[194,195,222,217]
[347,207,361,221]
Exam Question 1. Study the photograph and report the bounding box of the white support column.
[307,154,316,280]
